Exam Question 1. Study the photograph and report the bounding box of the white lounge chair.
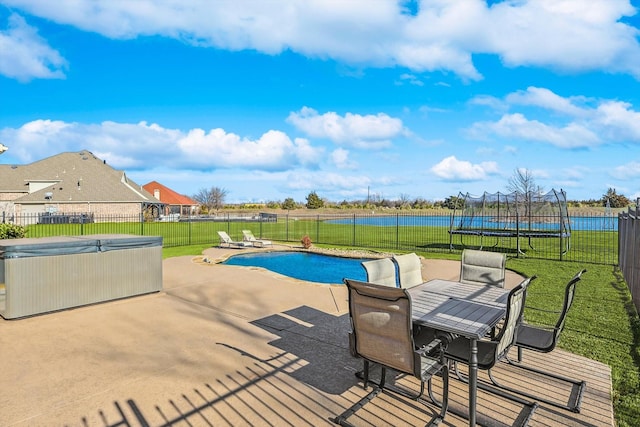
[242,230,272,247]
[217,231,252,248]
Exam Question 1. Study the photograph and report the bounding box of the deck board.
[122,344,613,427]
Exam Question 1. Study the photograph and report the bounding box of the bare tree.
[507,168,543,200]
[507,168,543,221]
[398,193,411,208]
[192,186,228,212]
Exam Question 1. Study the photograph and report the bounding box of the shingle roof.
[142,181,198,206]
[0,150,160,204]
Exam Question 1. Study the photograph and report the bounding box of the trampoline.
[449,189,571,255]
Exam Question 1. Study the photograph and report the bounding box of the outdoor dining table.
[408,279,510,427]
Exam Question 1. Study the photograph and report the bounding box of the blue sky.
[1,1,640,204]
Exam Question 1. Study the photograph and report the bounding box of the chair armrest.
[417,338,443,357]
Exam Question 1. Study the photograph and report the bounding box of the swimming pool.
[221,251,371,284]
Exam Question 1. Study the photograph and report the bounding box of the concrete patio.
[0,245,614,426]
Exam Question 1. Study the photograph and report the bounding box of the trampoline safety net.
[449,188,571,255]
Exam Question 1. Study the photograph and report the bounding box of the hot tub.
[0,234,162,319]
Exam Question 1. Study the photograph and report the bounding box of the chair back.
[361,258,397,287]
[494,276,535,359]
[217,231,232,243]
[393,253,423,289]
[553,269,586,341]
[345,279,416,375]
[460,249,506,287]
[242,230,256,241]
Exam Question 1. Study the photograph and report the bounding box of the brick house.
[0,150,164,223]
[142,181,199,217]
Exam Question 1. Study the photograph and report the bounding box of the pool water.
[222,251,371,284]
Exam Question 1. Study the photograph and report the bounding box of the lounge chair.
[334,279,449,426]
[460,249,507,287]
[392,253,424,289]
[217,231,252,248]
[361,258,397,287]
[492,269,588,413]
[242,230,272,247]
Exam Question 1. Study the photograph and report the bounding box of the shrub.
[0,223,27,239]
[301,235,312,249]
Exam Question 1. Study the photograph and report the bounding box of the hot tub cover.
[0,236,99,259]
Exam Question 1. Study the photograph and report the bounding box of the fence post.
[352,214,356,247]
[515,211,520,258]
[316,215,320,243]
[396,213,400,250]
[286,213,289,241]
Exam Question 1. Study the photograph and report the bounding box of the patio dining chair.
[352,258,399,380]
[460,249,506,287]
[334,279,449,426]
[489,269,588,413]
[444,276,538,425]
[392,253,424,289]
[361,258,397,287]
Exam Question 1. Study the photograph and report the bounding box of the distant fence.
[3,210,618,266]
[618,201,640,313]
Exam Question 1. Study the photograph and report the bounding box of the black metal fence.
[618,202,640,313]
[5,210,618,265]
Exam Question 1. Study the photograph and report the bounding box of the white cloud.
[396,73,424,86]
[287,107,405,149]
[178,128,322,170]
[430,155,498,181]
[486,0,640,77]
[3,0,639,80]
[562,166,588,180]
[595,101,640,140]
[470,113,601,148]
[470,87,640,148]
[0,14,66,81]
[330,148,356,169]
[0,119,323,171]
[505,87,589,117]
[610,161,640,180]
[468,95,507,111]
[529,168,550,179]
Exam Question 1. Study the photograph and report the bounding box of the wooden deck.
[97,307,614,427]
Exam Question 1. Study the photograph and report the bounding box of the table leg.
[469,338,478,426]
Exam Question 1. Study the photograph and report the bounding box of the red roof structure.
[143,181,198,216]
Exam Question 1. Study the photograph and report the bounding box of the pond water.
[222,251,371,284]
[325,215,617,231]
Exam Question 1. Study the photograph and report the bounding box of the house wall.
[0,192,25,201]
[53,202,142,217]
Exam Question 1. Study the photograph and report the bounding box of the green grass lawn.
[163,244,640,427]
[506,258,640,427]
